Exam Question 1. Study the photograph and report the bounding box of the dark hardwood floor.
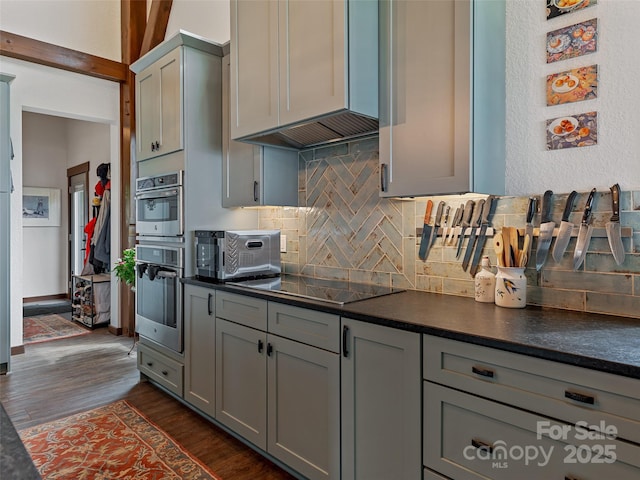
[0,326,296,480]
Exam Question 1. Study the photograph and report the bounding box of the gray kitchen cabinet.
[134,46,183,162]
[183,284,216,418]
[230,0,377,146]
[137,338,184,398]
[215,292,340,480]
[222,54,298,207]
[341,317,422,480]
[379,0,505,197]
[423,335,640,479]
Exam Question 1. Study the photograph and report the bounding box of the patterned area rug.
[19,400,220,480]
[23,314,90,344]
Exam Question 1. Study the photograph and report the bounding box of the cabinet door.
[183,285,215,417]
[278,0,346,127]
[267,335,340,480]
[230,0,279,139]
[222,53,261,207]
[379,0,471,197]
[215,318,267,449]
[341,318,421,480]
[135,47,183,162]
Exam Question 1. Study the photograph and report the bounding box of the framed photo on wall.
[547,0,597,20]
[547,18,598,63]
[22,187,61,227]
[546,65,598,106]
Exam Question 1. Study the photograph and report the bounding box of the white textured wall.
[22,113,69,298]
[166,0,231,43]
[0,0,121,61]
[505,0,640,195]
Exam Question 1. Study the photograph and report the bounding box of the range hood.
[238,111,379,150]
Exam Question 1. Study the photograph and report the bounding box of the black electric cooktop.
[228,274,405,305]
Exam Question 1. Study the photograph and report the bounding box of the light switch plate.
[280,234,287,253]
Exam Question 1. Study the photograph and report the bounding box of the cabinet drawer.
[138,343,183,397]
[425,382,640,480]
[268,302,340,352]
[216,291,267,330]
[424,335,640,444]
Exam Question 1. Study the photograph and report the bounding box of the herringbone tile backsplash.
[258,137,640,319]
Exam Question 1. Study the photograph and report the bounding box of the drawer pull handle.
[258,339,264,353]
[266,343,273,357]
[161,370,168,376]
[565,476,581,480]
[471,438,493,454]
[472,366,495,378]
[207,293,213,316]
[564,390,595,405]
[146,362,153,367]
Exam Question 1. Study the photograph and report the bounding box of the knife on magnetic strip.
[446,204,463,245]
[462,198,485,271]
[551,190,578,263]
[418,200,434,261]
[425,201,445,259]
[606,183,625,265]
[455,200,475,258]
[535,190,555,271]
[469,196,496,276]
[573,188,597,270]
[439,205,451,246]
[524,196,537,264]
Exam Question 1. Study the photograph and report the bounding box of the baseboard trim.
[23,293,69,303]
[11,345,25,356]
[108,325,123,336]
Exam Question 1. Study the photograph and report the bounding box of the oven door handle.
[155,270,177,279]
[135,188,180,200]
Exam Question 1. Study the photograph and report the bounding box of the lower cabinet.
[138,340,184,397]
[340,317,422,480]
[183,285,216,417]
[215,292,340,480]
[423,335,640,480]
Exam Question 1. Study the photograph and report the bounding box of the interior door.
[67,163,89,293]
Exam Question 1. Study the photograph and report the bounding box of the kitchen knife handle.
[562,191,578,222]
[453,204,463,227]
[470,199,485,228]
[461,200,475,227]
[481,195,496,225]
[342,325,350,358]
[423,200,434,225]
[541,190,553,223]
[581,188,597,224]
[434,201,445,227]
[526,197,537,224]
[610,183,620,221]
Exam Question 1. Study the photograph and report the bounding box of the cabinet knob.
[151,142,155,151]
[146,362,153,367]
[154,141,160,150]
[266,343,273,356]
[161,370,168,376]
[258,339,264,353]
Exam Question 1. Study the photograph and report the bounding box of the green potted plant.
[113,247,136,290]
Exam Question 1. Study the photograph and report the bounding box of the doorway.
[68,162,90,292]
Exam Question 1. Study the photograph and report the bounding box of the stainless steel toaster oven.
[194,230,281,281]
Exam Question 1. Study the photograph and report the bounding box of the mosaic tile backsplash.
[258,137,640,319]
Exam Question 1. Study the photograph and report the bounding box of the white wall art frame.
[22,187,61,227]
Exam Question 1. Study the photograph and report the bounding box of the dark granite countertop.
[183,277,640,380]
[0,403,40,479]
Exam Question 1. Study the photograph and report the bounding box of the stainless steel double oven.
[134,171,184,353]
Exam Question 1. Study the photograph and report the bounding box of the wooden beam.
[119,0,147,337]
[140,0,174,57]
[0,30,127,83]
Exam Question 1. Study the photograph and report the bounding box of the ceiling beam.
[0,30,127,83]
[140,0,174,57]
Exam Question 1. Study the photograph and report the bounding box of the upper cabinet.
[134,47,184,162]
[230,0,378,149]
[222,54,298,207]
[379,0,505,197]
